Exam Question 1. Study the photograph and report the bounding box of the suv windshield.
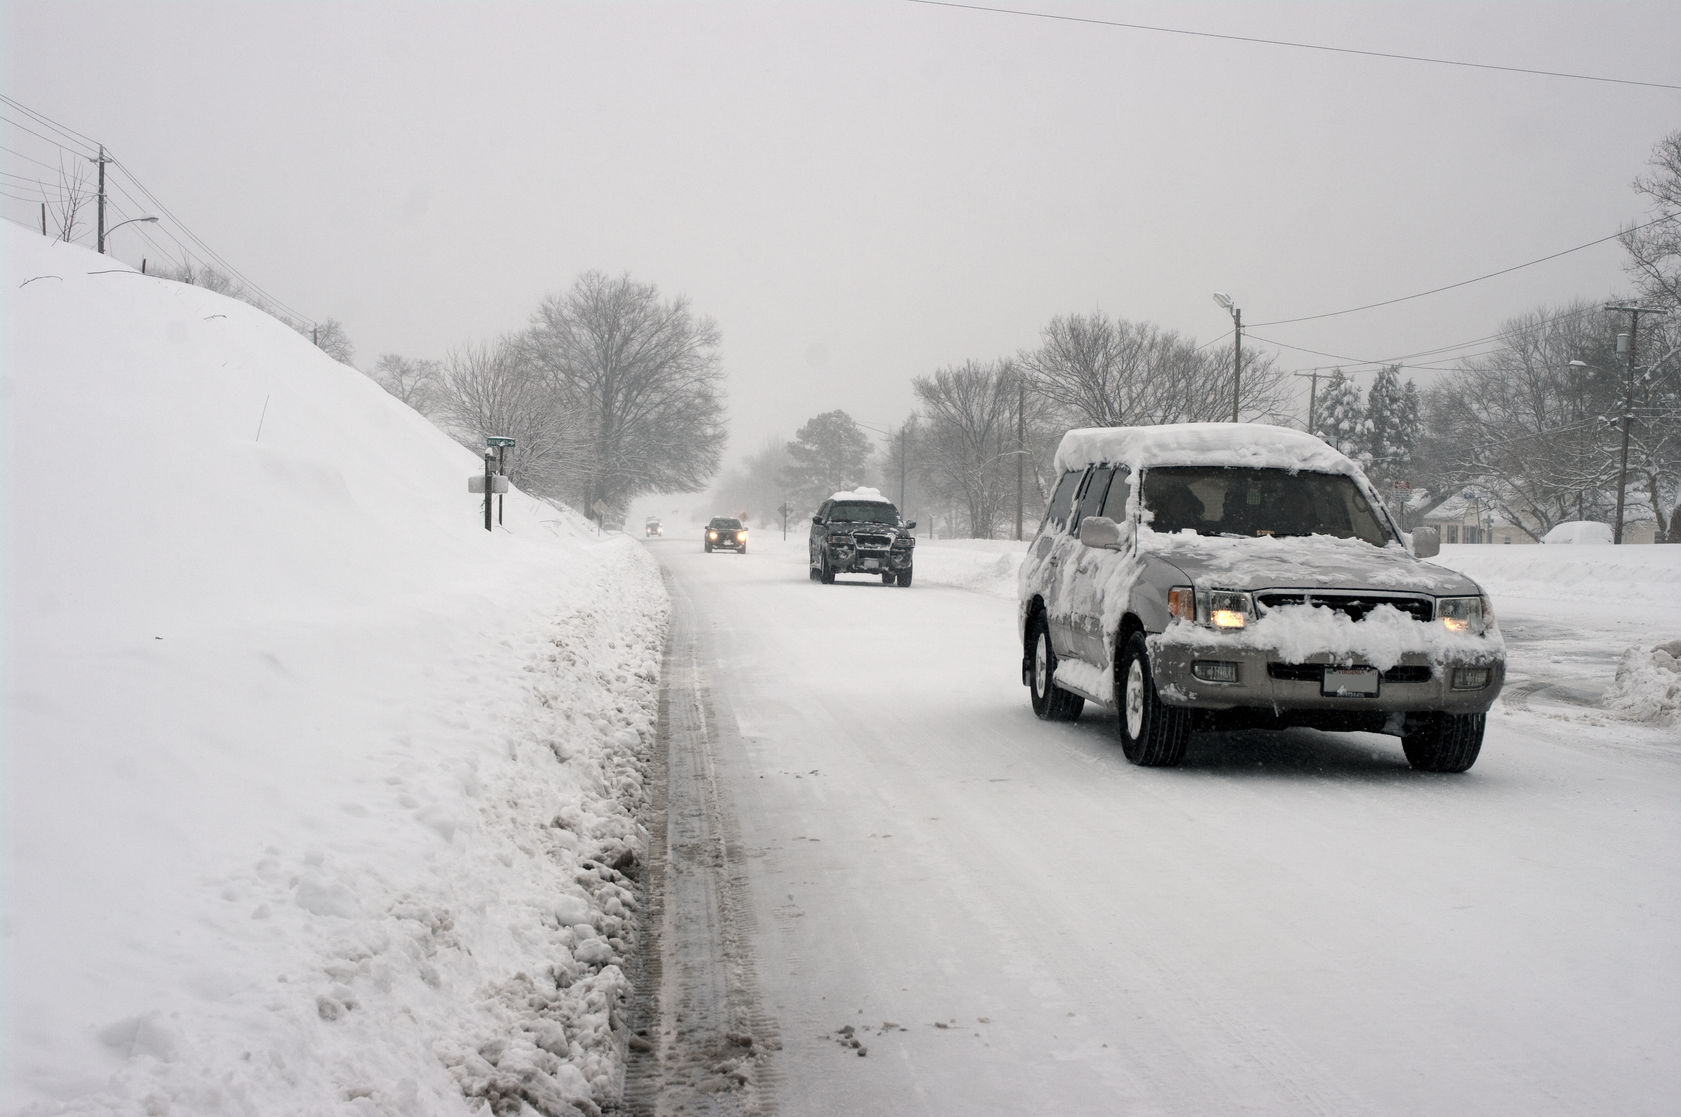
[829,503,899,525]
[710,517,742,529]
[1140,466,1391,547]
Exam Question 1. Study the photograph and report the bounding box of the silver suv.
[1018,424,1505,772]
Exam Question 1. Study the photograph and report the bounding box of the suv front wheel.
[1028,612,1083,721]
[1117,632,1190,767]
[1401,712,1484,772]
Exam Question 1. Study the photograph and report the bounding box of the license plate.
[1322,666,1379,697]
[862,557,880,570]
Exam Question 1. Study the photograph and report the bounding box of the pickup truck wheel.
[1117,632,1190,766]
[896,566,913,587]
[820,553,835,584]
[1028,613,1083,721]
[1401,712,1485,772]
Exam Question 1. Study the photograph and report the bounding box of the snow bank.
[1,224,666,1115]
[1605,641,1681,725]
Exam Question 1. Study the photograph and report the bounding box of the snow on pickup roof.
[1055,422,1357,476]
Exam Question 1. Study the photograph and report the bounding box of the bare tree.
[1016,312,1290,427]
[370,354,444,416]
[911,361,1023,537]
[305,318,355,366]
[523,272,726,516]
[45,158,91,245]
[1424,302,1623,539]
[709,438,793,527]
[432,337,580,497]
[1622,129,1681,313]
[156,260,248,300]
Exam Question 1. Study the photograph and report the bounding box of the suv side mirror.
[811,515,823,525]
[1078,515,1127,550]
[1411,525,1441,558]
[904,521,917,530]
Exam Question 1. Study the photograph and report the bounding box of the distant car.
[705,516,747,553]
[645,517,663,537]
[809,487,916,586]
[1019,423,1506,772]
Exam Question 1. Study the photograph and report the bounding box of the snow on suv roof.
[1054,422,1357,476]
[827,486,894,503]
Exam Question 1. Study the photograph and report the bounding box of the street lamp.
[103,215,158,253]
[1213,292,1242,422]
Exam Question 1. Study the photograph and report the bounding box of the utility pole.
[1605,303,1653,544]
[1231,306,1242,422]
[899,424,909,524]
[1015,376,1025,540]
[92,145,109,253]
[1294,370,1321,433]
[1213,293,1242,421]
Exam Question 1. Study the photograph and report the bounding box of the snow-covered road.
[644,533,1680,1116]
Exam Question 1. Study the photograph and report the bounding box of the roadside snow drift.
[1,225,666,1115]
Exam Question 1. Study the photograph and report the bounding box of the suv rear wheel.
[1401,712,1484,772]
[1028,612,1083,721]
[1117,632,1190,766]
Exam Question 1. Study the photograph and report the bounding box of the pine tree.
[1314,370,1369,464]
[1366,365,1414,481]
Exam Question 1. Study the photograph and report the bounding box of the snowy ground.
[2,227,668,1116]
[640,530,1680,1115]
[5,221,1678,1115]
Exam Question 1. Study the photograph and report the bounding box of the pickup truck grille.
[1255,591,1433,623]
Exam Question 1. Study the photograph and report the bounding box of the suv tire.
[1117,631,1190,767]
[897,566,913,588]
[1401,712,1484,772]
[1028,612,1084,721]
[820,553,835,584]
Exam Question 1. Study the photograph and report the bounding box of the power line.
[1249,214,1677,328]
[903,0,1681,90]
[0,93,102,151]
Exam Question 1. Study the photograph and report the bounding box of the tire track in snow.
[623,574,780,1116]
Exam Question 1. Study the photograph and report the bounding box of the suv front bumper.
[823,542,913,573]
[1149,638,1505,716]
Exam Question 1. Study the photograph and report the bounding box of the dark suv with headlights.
[1019,423,1505,772]
[704,516,747,553]
[810,489,916,586]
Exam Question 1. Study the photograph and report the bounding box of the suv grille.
[854,533,893,550]
[1255,591,1433,623]
[1268,663,1433,683]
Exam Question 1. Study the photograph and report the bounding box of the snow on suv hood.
[1144,530,1481,596]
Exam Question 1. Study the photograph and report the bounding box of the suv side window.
[1076,466,1116,527]
[1042,469,1086,535]
[815,501,831,523]
[1099,466,1132,522]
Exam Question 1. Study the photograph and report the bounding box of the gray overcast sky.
[4,0,1678,464]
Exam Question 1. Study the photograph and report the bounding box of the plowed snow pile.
[1,225,666,1115]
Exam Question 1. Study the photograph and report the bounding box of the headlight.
[708,531,718,540]
[1438,595,1492,636]
[830,534,855,547]
[1169,586,1254,629]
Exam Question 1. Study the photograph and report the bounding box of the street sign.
[592,500,609,518]
[469,475,509,494]
[486,436,516,448]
